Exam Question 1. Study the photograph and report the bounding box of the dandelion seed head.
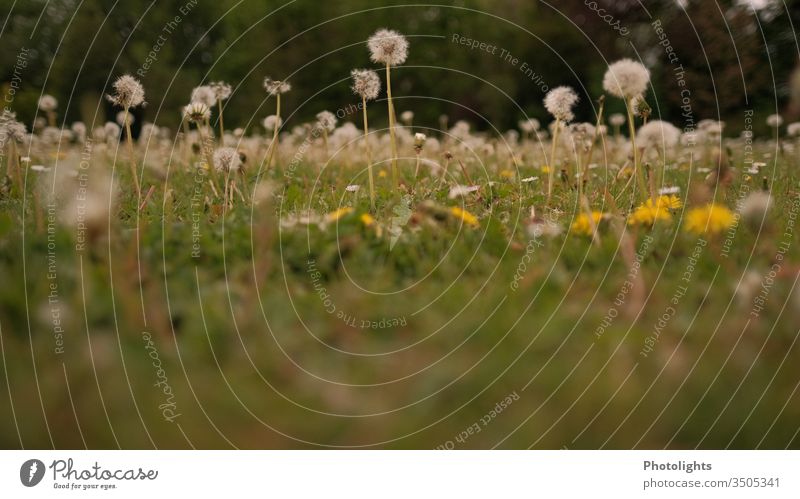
[38,94,58,112]
[209,81,232,101]
[212,147,242,173]
[787,122,800,137]
[609,113,626,127]
[637,120,681,149]
[414,132,427,148]
[183,101,211,123]
[351,69,381,100]
[116,110,134,126]
[544,86,578,122]
[316,111,337,132]
[263,77,291,96]
[739,191,772,227]
[106,74,145,109]
[367,28,409,66]
[766,114,783,128]
[519,118,540,133]
[191,86,217,107]
[103,122,121,141]
[603,58,650,99]
[262,115,282,131]
[400,110,414,124]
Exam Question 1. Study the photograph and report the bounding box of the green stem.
[547,118,561,204]
[123,108,141,200]
[386,63,399,193]
[362,96,375,211]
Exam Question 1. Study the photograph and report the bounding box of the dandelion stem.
[385,62,399,193]
[123,107,141,200]
[265,94,281,170]
[626,98,647,202]
[217,100,225,141]
[547,118,561,204]
[361,95,375,211]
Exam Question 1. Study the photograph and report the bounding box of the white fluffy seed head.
[400,110,414,124]
[787,122,800,137]
[544,86,579,122]
[38,95,58,112]
[107,74,145,109]
[603,59,650,100]
[316,111,337,132]
[519,118,540,133]
[351,69,381,100]
[183,101,211,123]
[213,147,242,173]
[191,86,217,107]
[262,115,282,131]
[414,132,427,148]
[767,114,783,128]
[116,110,134,126]
[740,191,773,228]
[636,120,681,149]
[368,28,409,66]
[209,81,232,101]
[609,113,626,127]
[263,77,291,96]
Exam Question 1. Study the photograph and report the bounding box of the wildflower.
[116,110,134,126]
[603,59,650,100]
[316,111,337,132]
[351,69,381,100]
[369,29,408,192]
[38,95,58,112]
[209,81,232,101]
[262,115,282,131]
[609,113,626,127]
[450,206,479,227]
[106,75,145,109]
[766,114,783,128]
[414,132,427,149]
[739,191,772,229]
[378,170,387,178]
[544,86,578,123]
[345,184,360,192]
[212,147,241,173]
[326,207,354,222]
[183,102,211,123]
[658,186,680,196]
[628,199,673,226]
[400,110,414,125]
[190,86,216,107]
[263,77,291,96]
[571,211,605,236]
[684,203,736,235]
[544,86,578,203]
[788,122,800,137]
[521,176,538,183]
[368,28,409,66]
[360,213,375,226]
[637,120,681,150]
[500,169,515,179]
[448,184,480,199]
[519,118,540,134]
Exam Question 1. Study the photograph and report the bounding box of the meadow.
[1,30,799,450]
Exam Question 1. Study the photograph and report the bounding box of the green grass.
[1,137,799,449]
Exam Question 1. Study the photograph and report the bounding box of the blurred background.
[2,0,800,136]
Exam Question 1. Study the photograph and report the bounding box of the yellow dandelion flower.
[360,213,375,226]
[499,169,515,179]
[628,203,671,226]
[378,170,387,178]
[541,165,551,174]
[326,207,354,222]
[571,211,604,236]
[684,203,736,235]
[655,194,682,210]
[450,206,479,227]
